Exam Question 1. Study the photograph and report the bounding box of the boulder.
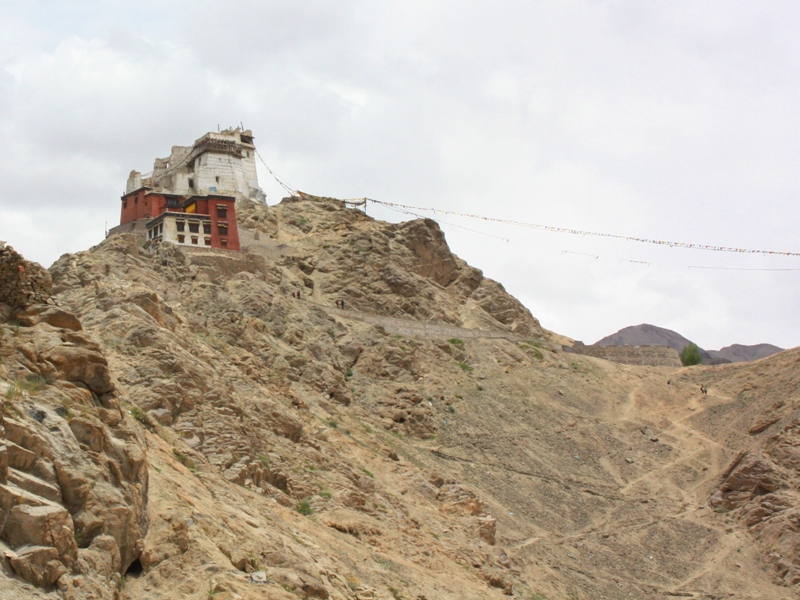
[9,545,68,586]
[41,345,113,395]
[76,534,122,577]
[14,305,82,331]
[3,503,78,567]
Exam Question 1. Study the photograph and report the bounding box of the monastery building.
[115,128,267,251]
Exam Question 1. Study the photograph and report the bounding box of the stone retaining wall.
[0,244,55,310]
[567,342,682,368]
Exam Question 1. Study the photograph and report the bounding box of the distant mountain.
[593,323,726,365]
[593,323,782,365]
[709,343,784,363]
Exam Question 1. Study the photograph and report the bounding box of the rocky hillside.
[0,198,798,599]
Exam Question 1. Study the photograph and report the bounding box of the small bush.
[24,373,47,393]
[318,490,332,499]
[681,343,702,366]
[448,338,465,348]
[296,500,313,516]
[327,419,338,428]
[172,449,198,472]
[359,467,374,478]
[388,587,403,600]
[5,383,23,401]
[458,362,474,372]
[129,405,153,430]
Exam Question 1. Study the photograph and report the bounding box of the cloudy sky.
[2,1,799,350]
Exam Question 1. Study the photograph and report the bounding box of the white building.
[126,127,266,203]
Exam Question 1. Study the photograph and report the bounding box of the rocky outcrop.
[0,245,55,310]
[0,302,148,595]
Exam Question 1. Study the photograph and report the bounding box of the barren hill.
[0,198,798,600]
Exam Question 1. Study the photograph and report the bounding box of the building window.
[203,223,211,234]
[204,238,212,246]
[135,198,138,204]
[189,222,199,233]
[216,206,227,219]
[218,225,228,236]
[176,221,185,232]
[188,178,194,189]
[191,236,198,245]
[221,239,228,247]
[177,235,185,243]
[123,200,127,209]
[215,176,219,184]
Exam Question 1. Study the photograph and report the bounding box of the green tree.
[680,343,702,366]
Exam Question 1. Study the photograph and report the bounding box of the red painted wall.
[120,190,167,225]
[121,190,240,251]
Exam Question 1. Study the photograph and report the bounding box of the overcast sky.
[2,1,798,350]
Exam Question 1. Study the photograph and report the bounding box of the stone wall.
[0,244,55,310]
[567,342,682,368]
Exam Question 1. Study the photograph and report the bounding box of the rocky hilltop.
[0,198,798,599]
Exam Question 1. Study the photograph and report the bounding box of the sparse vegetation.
[172,449,198,472]
[458,362,474,372]
[359,466,374,478]
[5,383,23,401]
[129,404,153,430]
[448,338,465,348]
[681,343,702,366]
[327,419,338,428]
[388,587,404,599]
[296,500,314,516]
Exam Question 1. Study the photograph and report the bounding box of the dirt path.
[302,298,531,342]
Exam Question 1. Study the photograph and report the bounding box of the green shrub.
[458,362,474,372]
[296,500,313,516]
[5,383,23,401]
[680,343,702,366]
[172,449,198,472]
[448,338,465,348]
[359,466,374,478]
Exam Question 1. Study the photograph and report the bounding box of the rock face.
[0,268,148,597]
[1,197,799,599]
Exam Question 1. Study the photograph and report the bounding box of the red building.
[119,188,240,251]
